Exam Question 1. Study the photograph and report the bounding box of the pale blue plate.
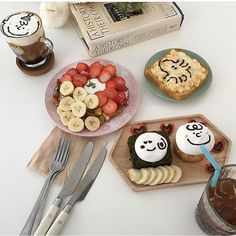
[144,48,213,102]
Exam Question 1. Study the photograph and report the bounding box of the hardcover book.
[70,2,184,57]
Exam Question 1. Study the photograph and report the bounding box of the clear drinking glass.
[195,164,236,235]
[0,11,53,68]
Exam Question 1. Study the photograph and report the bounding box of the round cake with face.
[128,131,172,169]
[175,122,215,162]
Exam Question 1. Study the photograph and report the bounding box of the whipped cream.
[134,132,168,163]
[84,78,106,94]
[176,122,215,155]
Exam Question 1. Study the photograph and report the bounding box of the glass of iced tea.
[195,164,236,235]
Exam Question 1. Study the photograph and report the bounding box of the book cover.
[70,2,184,57]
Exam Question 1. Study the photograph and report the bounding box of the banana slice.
[164,165,175,183]
[59,81,74,96]
[149,168,163,186]
[68,117,84,132]
[128,169,142,183]
[72,101,86,118]
[73,87,87,102]
[158,166,169,184]
[171,165,182,183]
[144,168,157,185]
[85,116,101,131]
[60,111,75,126]
[56,106,64,117]
[59,96,74,111]
[84,94,99,109]
[135,168,151,185]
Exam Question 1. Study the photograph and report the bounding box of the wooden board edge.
[198,114,232,165]
[125,113,203,126]
[131,179,208,192]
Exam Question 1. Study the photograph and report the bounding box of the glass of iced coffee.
[0,11,53,68]
[195,164,236,235]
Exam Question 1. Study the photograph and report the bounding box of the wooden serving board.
[109,114,231,192]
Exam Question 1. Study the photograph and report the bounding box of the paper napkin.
[27,127,106,185]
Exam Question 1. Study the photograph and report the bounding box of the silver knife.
[34,141,94,236]
[46,147,107,235]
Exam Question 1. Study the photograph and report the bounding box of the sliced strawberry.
[60,74,72,83]
[90,61,104,70]
[98,70,112,83]
[104,87,118,100]
[95,91,108,107]
[102,99,118,115]
[106,79,117,89]
[76,62,89,73]
[103,64,116,77]
[72,74,88,87]
[114,76,126,91]
[80,70,90,79]
[89,64,102,78]
[66,68,78,77]
[114,91,127,106]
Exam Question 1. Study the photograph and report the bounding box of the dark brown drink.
[9,40,48,65]
[195,165,236,235]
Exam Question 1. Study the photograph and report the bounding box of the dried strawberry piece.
[130,123,147,135]
[160,123,175,136]
[205,163,215,174]
[212,140,225,153]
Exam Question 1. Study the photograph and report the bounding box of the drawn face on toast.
[134,132,168,162]
[159,58,192,84]
[1,12,40,38]
[176,122,215,155]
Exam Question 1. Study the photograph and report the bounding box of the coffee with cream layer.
[0,11,45,46]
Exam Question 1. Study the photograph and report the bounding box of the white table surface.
[0,2,236,235]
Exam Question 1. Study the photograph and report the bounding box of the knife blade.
[46,147,107,235]
[34,141,94,236]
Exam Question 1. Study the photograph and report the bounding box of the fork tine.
[55,138,66,161]
[52,138,63,162]
[61,140,70,165]
[58,140,69,163]
[58,139,68,162]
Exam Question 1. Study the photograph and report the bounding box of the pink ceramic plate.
[45,59,140,137]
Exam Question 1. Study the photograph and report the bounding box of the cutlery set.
[20,138,107,235]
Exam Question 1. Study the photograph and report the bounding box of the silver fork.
[20,138,70,236]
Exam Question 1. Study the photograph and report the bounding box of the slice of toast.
[145,49,208,100]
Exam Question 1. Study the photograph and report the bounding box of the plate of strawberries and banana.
[45,59,140,137]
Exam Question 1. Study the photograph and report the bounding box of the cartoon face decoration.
[134,132,168,163]
[176,122,215,155]
[1,12,41,38]
[159,58,192,84]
